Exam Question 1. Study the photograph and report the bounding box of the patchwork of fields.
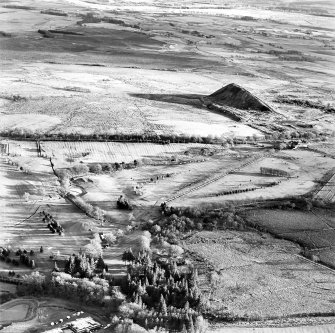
[0,0,335,330]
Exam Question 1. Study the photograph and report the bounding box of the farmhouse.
[260,167,290,177]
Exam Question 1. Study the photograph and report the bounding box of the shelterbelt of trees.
[1,127,329,145]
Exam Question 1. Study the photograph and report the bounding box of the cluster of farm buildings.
[43,316,102,333]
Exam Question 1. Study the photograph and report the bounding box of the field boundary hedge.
[0,132,221,145]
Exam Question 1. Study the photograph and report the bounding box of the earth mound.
[207,83,273,112]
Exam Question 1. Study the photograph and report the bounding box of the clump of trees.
[102,232,117,247]
[18,253,35,268]
[18,271,111,305]
[89,163,102,174]
[86,162,140,174]
[264,197,329,211]
[117,195,133,210]
[144,203,246,243]
[71,164,89,175]
[10,94,27,102]
[119,251,204,332]
[84,233,104,258]
[41,211,64,235]
[64,252,108,278]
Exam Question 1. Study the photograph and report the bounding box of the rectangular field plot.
[245,209,331,233]
[40,141,217,165]
[3,141,37,158]
[244,209,335,266]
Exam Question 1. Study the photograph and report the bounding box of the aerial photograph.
[0,0,334,332]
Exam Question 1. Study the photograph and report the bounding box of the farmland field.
[244,209,335,268]
[1,0,335,331]
[315,173,335,203]
[0,155,127,276]
[183,230,335,318]
[40,141,220,165]
[1,0,334,138]
[170,150,335,206]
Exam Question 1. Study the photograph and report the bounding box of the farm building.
[68,317,102,333]
[0,142,9,154]
[260,167,290,177]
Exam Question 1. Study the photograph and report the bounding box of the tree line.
[0,247,36,269]
[1,129,222,145]
[1,126,330,146]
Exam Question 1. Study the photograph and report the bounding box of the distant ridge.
[207,83,273,112]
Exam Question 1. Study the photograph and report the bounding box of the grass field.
[244,208,335,268]
[0,155,99,275]
[183,230,335,319]
[0,299,37,324]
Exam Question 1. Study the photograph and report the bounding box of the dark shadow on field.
[129,93,206,109]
